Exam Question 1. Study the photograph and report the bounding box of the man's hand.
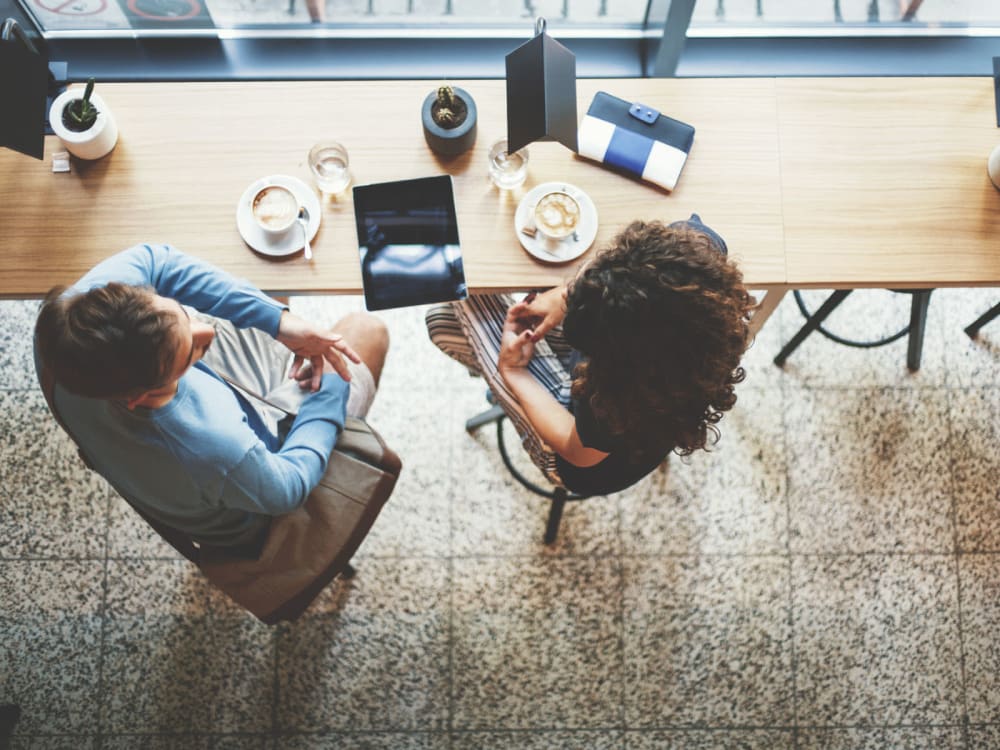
[276,311,362,392]
[498,310,536,372]
[508,286,568,343]
[291,361,336,390]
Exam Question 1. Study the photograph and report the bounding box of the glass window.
[20,0,650,35]
[690,0,1000,32]
[16,0,1000,48]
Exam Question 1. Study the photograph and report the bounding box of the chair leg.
[465,404,504,433]
[906,290,932,371]
[0,705,22,745]
[489,413,589,544]
[774,289,852,366]
[543,488,567,545]
[965,301,1000,339]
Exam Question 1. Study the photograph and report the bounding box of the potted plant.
[421,85,477,156]
[49,78,119,161]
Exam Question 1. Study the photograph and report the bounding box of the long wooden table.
[777,77,1000,289]
[3,77,1000,337]
[0,79,784,292]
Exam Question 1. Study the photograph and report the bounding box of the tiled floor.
[1,285,999,749]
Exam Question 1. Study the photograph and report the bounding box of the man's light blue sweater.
[38,244,349,548]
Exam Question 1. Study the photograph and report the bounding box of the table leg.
[748,286,787,339]
[906,290,932,371]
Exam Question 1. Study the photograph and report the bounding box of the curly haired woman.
[425,214,756,496]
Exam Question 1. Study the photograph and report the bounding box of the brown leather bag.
[39,366,401,624]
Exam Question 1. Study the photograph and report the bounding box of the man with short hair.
[34,243,388,555]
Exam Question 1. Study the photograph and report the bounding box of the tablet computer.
[353,175,468,311]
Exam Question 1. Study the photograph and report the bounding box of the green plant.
[63,78,100,133]
[432,85,467,129]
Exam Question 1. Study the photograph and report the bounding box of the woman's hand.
[276,311,362,391]
[508,286,567,342]
[498,312,535,372]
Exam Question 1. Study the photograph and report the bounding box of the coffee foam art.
[252,186,298,230]
[534,192,580,239]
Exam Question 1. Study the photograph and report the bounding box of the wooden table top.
[4,76,999,299]
[0,78,786,298]
[777,77,1000,289]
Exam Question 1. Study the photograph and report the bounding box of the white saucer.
[514,182,598,264]
[237,175,321,257]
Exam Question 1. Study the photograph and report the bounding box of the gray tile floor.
[1,283,999,749]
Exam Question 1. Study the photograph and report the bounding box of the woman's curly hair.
[562,220,756,460]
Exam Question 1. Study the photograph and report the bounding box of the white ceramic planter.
[49,89,119,161]
[988,144,1000,190]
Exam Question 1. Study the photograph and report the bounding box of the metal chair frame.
[965,301,1000,338]
[775,288,934,372]
[466,405,591,545]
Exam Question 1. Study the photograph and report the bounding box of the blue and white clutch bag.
[577,91,695,191]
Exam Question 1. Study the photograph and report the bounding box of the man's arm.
[76,244,362,388]
[74,243,285,335]
[217,372,349,515]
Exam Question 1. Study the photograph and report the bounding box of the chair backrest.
[37,362,202,562]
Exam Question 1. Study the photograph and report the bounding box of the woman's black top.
[554,350,668,496]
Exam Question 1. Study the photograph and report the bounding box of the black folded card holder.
[993,56,1000,128]
[577,90,696,191]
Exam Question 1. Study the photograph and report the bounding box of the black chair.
[0,705,21,747]
[965,300,1000,338]
[774,289,934,372]
[466,404,591,545]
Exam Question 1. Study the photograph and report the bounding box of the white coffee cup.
[533,190,581,241]
[251,185,299,237]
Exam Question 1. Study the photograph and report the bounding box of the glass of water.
[308,141,352,195]
[488,138,529,189]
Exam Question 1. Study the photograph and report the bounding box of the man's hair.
[563,220,756,460]
[35,282,180,398]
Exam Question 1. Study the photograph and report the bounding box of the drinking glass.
[488,138,529,189]
[308,141,352,194]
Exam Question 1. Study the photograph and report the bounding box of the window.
[22,0,651,35]
[14,0,999,78]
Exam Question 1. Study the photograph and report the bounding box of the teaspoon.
[297,206,312,261]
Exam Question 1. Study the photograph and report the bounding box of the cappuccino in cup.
[533,191,580,240]
[252,185,298,237]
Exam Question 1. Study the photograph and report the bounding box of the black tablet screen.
[353,175,468,311]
